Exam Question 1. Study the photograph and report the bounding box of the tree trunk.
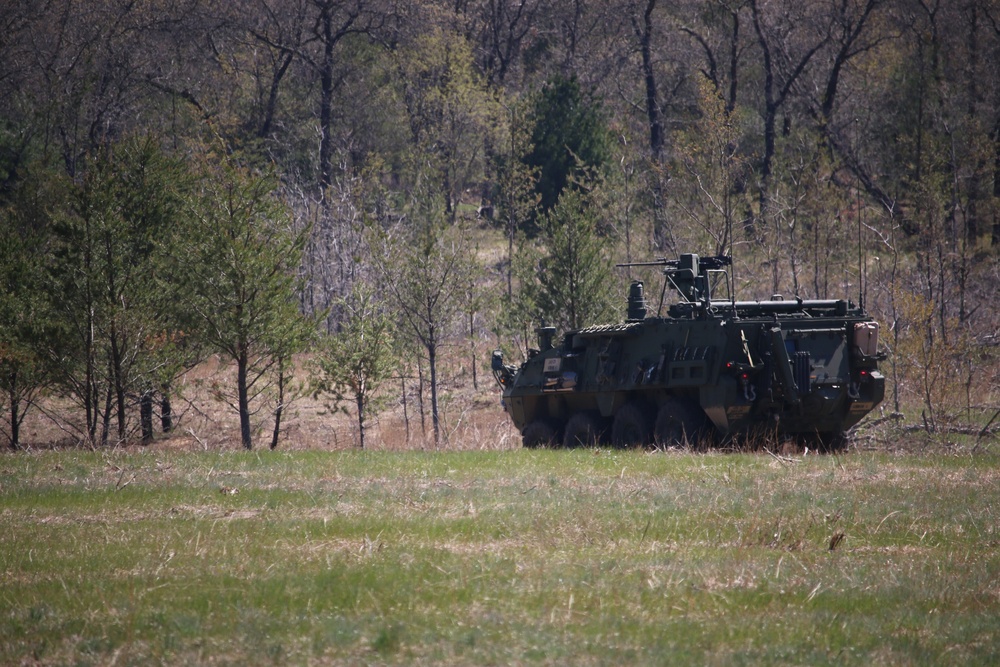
[469,311,478,391]
[161,385,173,432]
[85,312,98,445]
[84,214,97,445]
[8,379,19,450]
[238,348,253,450]
[726,11,739,115]
[428,339,441,447]
[401,376,410,444]
[356,389,366,449]
[110,326,127,442]
[140,389,154,444]
[507,212,515,298]
[270,360,286,450]
[259,51,294,140]
[319,10,336,191]
[101,377,113,446]
[637,0,663,162]
[417,356,426,437]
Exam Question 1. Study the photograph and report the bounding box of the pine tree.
[530,189,618,333]
[313,282,396,449]
[0,169,62,449]
[181,159,313,449]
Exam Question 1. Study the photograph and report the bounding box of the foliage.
[586,130,650,267]
[313,282,397,449]
[527,188,619,333]
[45,136,192,445]
[395,27,500,220]
[179,158,314,449]
[491,96,541,297]
[0,167,63,448]
[371,196,481,446]
[890,286,982,429]
[0,0,998,444]
[671,75,753,256]
[524,75,611,218]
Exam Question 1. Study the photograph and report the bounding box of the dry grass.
[14,350,521,451]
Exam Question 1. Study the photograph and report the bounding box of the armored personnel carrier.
[492,253,885,449]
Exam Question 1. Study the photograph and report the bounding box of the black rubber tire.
[611,402,654,448]
[817,431,849,453]
[654,398,709,449]
[562,411,608,448]
[522,419,560,449]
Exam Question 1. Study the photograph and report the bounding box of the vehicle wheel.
[817,431,849,453]
[611,402,654,448]
[522,420,561,449]
[562,411,608,448]
[654,398,709,449]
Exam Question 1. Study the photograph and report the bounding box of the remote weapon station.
[492,254,885,449]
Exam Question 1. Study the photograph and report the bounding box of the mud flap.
[596,391,620,419]
[700,385,729,433]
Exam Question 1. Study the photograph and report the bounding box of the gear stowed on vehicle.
[492,253,886,450]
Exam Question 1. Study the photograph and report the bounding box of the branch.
[143,78,213,124]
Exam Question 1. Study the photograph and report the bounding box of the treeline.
[1,0,998,449]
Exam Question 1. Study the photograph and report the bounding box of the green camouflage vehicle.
[492,253,885,449]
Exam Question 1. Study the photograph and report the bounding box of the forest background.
[1,0,998,451]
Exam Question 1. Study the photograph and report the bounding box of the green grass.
[1,448,998,665]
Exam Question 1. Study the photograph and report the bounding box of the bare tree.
[747,0,830,233]
[372,199,479,447]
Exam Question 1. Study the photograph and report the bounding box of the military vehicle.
[491,253,885,449]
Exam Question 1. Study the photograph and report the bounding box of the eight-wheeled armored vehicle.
[492,254,885,449]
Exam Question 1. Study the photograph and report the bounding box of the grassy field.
[2,447,998,666]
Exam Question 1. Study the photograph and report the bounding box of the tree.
[631,0,666,162]
[313,282,396,449]
[396,27,499,222]
[588,132,645,269]
[0,167,62,449]
[181,159,313,449]
[672,74,752,257]
[46,136,190,446]
[372,197,479,447]
[231,0,310,143]
[492,97,540,298]
[465,0,543,88]
[530,188,618,332]
[747,0,830,233]
[678,0,745,117]
[524,75,611,217]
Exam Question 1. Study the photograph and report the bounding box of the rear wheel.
[522,420,560,448]
[562,411,608,448]
[817,431,849,453]
[654,398,709,449]
[611,402,654,448]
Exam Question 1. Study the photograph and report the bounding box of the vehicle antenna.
[857,161,865,310]
[728,211,736,309]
